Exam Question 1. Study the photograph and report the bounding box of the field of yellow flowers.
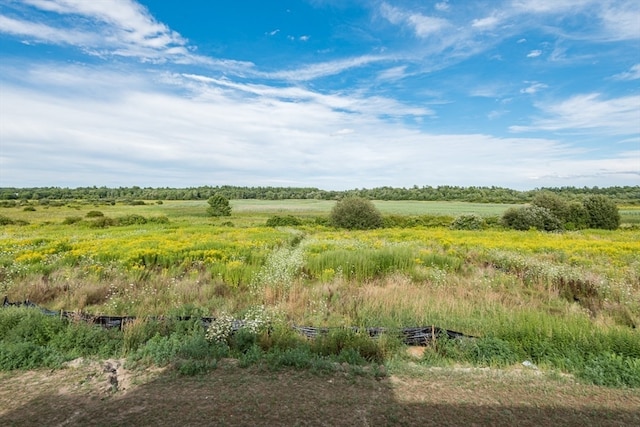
[1,200,638,333]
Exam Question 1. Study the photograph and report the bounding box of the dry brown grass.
[1,362,638,426]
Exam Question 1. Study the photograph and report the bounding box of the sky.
[0,0,638,190]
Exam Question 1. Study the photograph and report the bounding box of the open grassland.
[1,199,639,394]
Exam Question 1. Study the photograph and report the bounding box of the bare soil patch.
[1,361,639,426]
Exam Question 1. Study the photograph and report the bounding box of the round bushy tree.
[564,202,590,230]
[501,205,563,231]
[207,194,231,217]
[582,195,620,230]
[531,191,569,223]
[330,197,383,230]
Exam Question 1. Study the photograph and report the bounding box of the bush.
[86,210,104,218]
[583,195,620,230]
[501,205,563,231]
[450,214,484,230]
[62,216,82,225]
[265,215,302,227]
[23,206,36,212]
[116,214,147,226]
[0,215,15,225]
[565,202,590,230]
[207,194,231,217]
[531,192,568,223]
[330,197,383,230]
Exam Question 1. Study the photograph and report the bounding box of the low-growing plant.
[450,214,484,230]
[62,216,82,225]
[86,210,104,218]
[266,215,302,227]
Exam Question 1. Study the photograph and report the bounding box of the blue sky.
[0,0,638,190]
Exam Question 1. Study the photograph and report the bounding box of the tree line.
[0,185,638,204]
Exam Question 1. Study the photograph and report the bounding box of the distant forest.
[1,185,639,204]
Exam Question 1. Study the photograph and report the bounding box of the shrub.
[0,215,15,225]
[565,202,590,230]
[501,205,562,231]
[116,214,147,226]
[207,194,231,217]
[62,216,82,225]
[86,210,104,218]
[531,191,568,223]
[89,217,116,228]
[266,215,302,227]
[330,197,383,230]
[583,195,620,230]
[450,214,484,230]
[23,206,36,212]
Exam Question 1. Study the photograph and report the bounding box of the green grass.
[2,198,639,387]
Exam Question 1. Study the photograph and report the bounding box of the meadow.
[1,199,639,388]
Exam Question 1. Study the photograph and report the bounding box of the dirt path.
[1,360,639,426]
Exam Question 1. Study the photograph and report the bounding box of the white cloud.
[612,64,640,81]
[472,14,501,29]
[377,65,408,81]
[520,82,548,94]
[0,0,210,64]
[1,64,636,189]
[299,35,310,41]
[435,2,450,12]
[267,29,280,36]
[380,3,450,38]
[262,55,390,81]
[526,50,542,58]
[510,93,640,135]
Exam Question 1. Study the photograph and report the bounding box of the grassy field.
[1,199,639,398]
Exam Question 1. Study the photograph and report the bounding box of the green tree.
[582,195,620,230]
[501,205,562,231]
[330,197,383,230]
[531,191,569,223]
[565,202,590,230]
[207,194,231,217]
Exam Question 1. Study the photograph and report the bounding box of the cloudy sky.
[0,0,638,190]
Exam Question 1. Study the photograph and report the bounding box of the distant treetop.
[0,185,638,205]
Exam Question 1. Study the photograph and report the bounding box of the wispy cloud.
[612,64,640,81]
[261,54,390,81]
[2,63,635,189]
[380,3,451,38]
[520,82,548,94]
[0,0,193,62]
[511,93,640,135]
[526,50,542,58]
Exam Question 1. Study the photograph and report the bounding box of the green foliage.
[0,308,122,370]
[207,194,232,217]
[265,215,302,227]
[311,329,384,363]
[383,215,453,228]
[564,202,590,230]
[62,216,82,225]
[23,206,36,212]
[0,215,15,225]
[450,214,484,230]
[330,197,383,230]
[86,210,104,218]
[583,195,620,230]
[116,214,147,226]
[578,353,640,387]
[532,191,568,222]
[501,205,563,231]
